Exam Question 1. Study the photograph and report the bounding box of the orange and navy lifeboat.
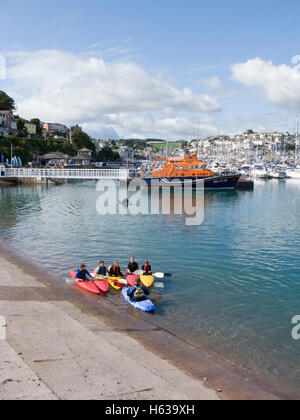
[143,154,240,189]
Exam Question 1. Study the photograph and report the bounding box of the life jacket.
[134,286,144,299]
[97,266,106,276]
[109,265,121,276]
[143,265,151,273]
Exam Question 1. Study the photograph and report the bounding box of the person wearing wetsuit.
[128,279,150,302]
[76,265,93,282]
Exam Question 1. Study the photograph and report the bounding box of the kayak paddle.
[133,270,172,279]
[153,272,172,279]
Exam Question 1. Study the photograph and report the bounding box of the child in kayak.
[142,260,152,275]
[108,261,123,278]
[76,265,94,282]
[126,258,139,276]
[128,279,150,302]
[95,261,107,277]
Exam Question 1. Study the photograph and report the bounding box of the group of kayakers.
[75,258,153,303]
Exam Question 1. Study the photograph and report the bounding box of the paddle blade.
[133,270,143,276]
[65,278,76,284]
[154,273,164,279]
[116,279,128,286]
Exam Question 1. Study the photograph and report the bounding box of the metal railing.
[0,167,129,180]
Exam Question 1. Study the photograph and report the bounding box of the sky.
[1,0,300,139]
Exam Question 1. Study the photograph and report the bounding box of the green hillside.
[147,141,180,151]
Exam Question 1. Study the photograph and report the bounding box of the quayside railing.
[0,167,129,180]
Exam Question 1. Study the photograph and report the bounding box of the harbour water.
[0,179,300,396]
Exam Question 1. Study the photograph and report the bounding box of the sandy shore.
[0,249,288,401]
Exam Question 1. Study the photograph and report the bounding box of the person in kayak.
[127,278,150,302]
[126,258,139,276]
[142,260,152,275]
[108,261,123,278]
[95,261,107,277]
[76,265,94,282]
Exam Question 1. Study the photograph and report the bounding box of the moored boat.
[142,154,240,190]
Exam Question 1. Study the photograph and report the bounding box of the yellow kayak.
[140,274,155,289]
[108,277,124,291]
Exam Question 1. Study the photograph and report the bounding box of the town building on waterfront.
[39,152,69,166]
[69,148,92,167]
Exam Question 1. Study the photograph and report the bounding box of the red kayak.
[92,269,109,293]
[70,271,100,295]
[126,274,140,287]
[94,278,109,293]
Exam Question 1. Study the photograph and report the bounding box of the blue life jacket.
[96,266,107,276]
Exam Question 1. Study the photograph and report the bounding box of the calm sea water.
[0,179,300,393]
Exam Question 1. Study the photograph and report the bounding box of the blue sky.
[1,0,300,138]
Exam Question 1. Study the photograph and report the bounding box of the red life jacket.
[143,265,151,273]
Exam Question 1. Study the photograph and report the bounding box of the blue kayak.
[122,288,155,313]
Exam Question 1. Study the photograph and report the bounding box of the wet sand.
[0,248,289,400]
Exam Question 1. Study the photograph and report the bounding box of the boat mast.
[197,118,200,158]
[296,119,299,165]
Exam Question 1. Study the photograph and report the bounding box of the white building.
[119,148,135,161]
[0,110,17,135]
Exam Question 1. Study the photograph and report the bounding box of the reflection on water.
[0,180,300,393]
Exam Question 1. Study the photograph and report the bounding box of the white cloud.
[231,57,300,110]
[201,76,222,91]
[2,49,221,139]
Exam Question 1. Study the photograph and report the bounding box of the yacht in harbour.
[251,165,269,179]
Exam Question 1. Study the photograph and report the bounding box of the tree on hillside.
[0,91,15,111]
[30,118,43,136]
[16,118,25,132]
[71,129,96,154]
[98,146,120,162]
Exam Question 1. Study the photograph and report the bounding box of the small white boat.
[252,165,269,179]
[286,168,300,179]
[269,169,286,179]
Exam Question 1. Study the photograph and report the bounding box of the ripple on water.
[0,180,300,393]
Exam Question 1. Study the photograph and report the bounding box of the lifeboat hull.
[141,175,240,190]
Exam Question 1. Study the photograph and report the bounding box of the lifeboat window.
[195,165,199,169]
[180,166,183,170]
[175,166,178,170]
[190,165,193,169]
